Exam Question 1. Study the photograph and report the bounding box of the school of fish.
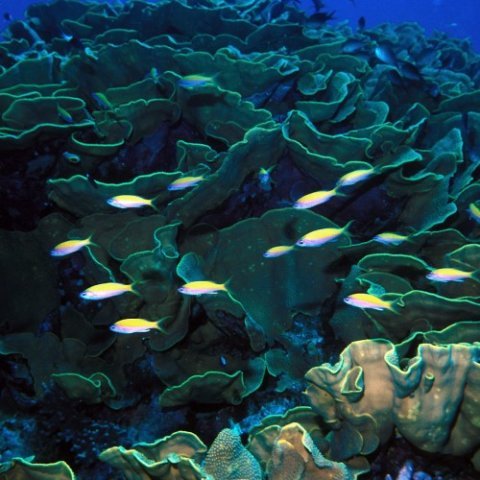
[49,147,480,331]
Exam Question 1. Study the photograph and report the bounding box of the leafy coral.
[1,0,480,478]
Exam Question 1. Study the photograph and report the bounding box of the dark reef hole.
[370,435,478,480]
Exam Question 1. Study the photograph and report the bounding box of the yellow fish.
[167,176,204,191]
[426,268,477,283]
[296,222,352,247]
[336,168,375,187]
[178,280,228,295]
[294,188,338,209]
[263,245,294,258]
[344,293,394,311]
[178,74,216,88]
[373,232,408,245]
[110,318,167,334]
[50,237,93,257]
[468,203,480,223]
[80,282,136,301]
[107,195,157,209]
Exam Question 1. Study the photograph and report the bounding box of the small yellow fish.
[80,282,136,301]
[167,176,204,191]
[468,203,480,223]
[294,189,338,209]
[107,195,156,209]
[336,168,375,188]
[110,318,167,334]
[296,222,352,247]
[178,74,216,88]
[344,293,394,311]
[373,232,408,246]
[178,280,228,295]
[426,268,477,283]
[50,237,93,257]
[263,245,294,258]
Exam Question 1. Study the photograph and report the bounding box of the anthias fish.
[468,203,480,223]
[373,232,408,245]
[426,268,476,283]
[336,168,375,187]
[110,318,167,334]
[57,105,73,123]
[294,188,338,209]
[263,245,294,258]
[178,74,216,88]
[178,280,228,295]
[107,195,156,209]
[91,91,111,109]
[344,293,393,311]
[50,237,93,257]
[296,222,351,247]
[167,176,204,191]
[258,166,275,191]
[80,282,135,300]
[63,151,81,164]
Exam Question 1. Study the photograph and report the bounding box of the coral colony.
[0,0,479,479]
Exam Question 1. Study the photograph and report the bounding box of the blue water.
[0,0,480,51]
[2,0,479,52]
[322,0,480,52]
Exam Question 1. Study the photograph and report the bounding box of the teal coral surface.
[0,0,479,478]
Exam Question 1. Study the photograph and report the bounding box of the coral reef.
[1,0,480,477]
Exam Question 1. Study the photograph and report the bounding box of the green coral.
[0,458,75,480]
[1,0,480,477]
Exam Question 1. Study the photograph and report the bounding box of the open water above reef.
[3,0,480,51]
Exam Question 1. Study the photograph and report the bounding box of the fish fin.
[155,316,171,333]
[470,270,480,282]
[342,220,355,237]
[129,283,142,296]
[146,198,161,212]
[86,235,101,249]
[222,277,234,291]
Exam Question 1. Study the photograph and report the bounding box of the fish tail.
[384,299,400,313]
[155,316,170,334]
[471,270,480,282]
[342,220,355,235]
[86,235,100,249]
[129,283,141,295]
[334,187,349,198]
[148,198,161,212]
[222,277,233,291]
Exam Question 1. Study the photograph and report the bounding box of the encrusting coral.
[305,334,480,465]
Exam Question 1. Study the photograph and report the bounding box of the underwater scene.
[0,0,479,479]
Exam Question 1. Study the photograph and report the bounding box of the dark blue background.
[1,0,479,52]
